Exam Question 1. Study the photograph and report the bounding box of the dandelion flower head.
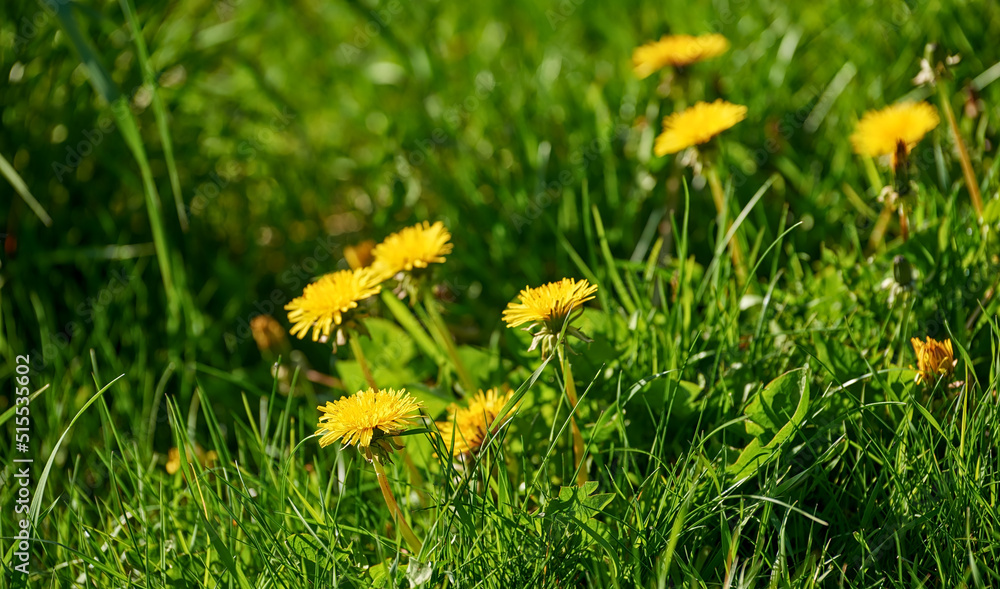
[437,388,515,456]
[285,268,381,342]
[502,278,598,356]
[911,336,957,385]
[632,34,729,79]
[850,102,939,159]
[654,100,747,156]
[371,221,453,280]
[316,388,423,462]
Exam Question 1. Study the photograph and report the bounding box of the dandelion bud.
[251,314,287,353]
[892,255,913,288]
[343,239,375,270]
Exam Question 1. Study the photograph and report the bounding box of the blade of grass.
[591,204,637,316]
[0,152,52,226]
[30,374,125,525]
[118,0,189,231]
[50,1,183,333]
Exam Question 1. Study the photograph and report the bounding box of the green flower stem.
[706,165,749,288]
[937,82,983,219]
[705,163,727,216]
[381,291,446,367]
[867,204,895,252]
[347,334,427,497]
[898,203,909,242]
[348,335,378,391]
[372,459,423,554]
[422,291,476,394]
[558,344,587,486]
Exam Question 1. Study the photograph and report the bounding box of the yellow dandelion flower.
[344,239,376,270]
[285,268,381,342]
[850,102,939,159]
[165,444,218,475]
[503,278,598,329]
[503,278,597,356]
[654,100,747,156]
[911,336,957,385]
[632,34,729,79]
[371,221,453,280]
[316,388,423,461]
[437,388,515,456]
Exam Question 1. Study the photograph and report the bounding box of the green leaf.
[581,491,616,514]
[286,533,324,564]
[336,318,433,392]
[728,367,810,480]
[727,437,769,479]
[380,291,446,365]
[455,344,494,386]
[552,481,614,520]
[369,561,389,587]
[369,559,400,587]
[336,360,420,395]
[546,481,620,577]
[983,196,1000,225]
[204,513,253,589]
[744,367,809,440]
[812,335,867,385]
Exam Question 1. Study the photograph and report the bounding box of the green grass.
[2,0,1000,586]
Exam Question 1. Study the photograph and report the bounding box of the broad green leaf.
[336,360,421,396]
[287,533,324,564]
[812,335,867,385]
[455,344,494,387]
[728,367,810,480]
[744,367,809,440]
[336,318,434,392]
[727,438,768,479]
[983,196,1000,225]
